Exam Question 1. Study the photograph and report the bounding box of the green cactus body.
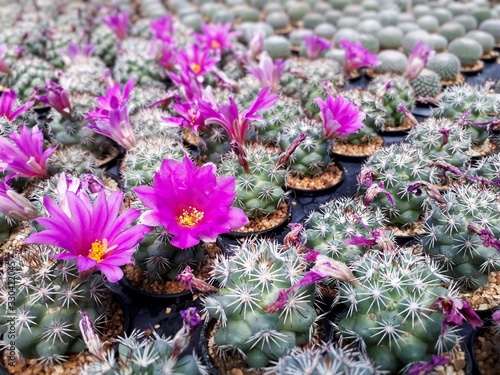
[337,249,459,372]
[45,31,79,70]
[82,330,206,374]
[466,153,500,186]
[433,85,499,146]
[0,212,16,242]
[422,185,500,290]
[234,76,261,108]
[411,69,442,98]
[49,146,105,179]
[368,75,414,128]
[90,25,118,66]
[447,37,483,68]
[373,50,408,75]
[9,57,55,100]
[219,145,286,219]
[427,53,462,82]
[361,144,440,227]
[204,239,317,368]
[407,117,472,169]
[59,58,108,96]
[128,85,170,116]
[121,136,188,189]
[278,118,330,178]
[0,246,109,365]
[130,107,182,139]
[255,96,303,144]
[304,197,386,263]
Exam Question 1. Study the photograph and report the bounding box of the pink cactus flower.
[150,15,174,42]
[134,157,248,249]
[432,296,483,334]
[87,77,134,122]
[62,43,96,65]
[302,34,331,60]
[404,41,432,81]
[88,105,136,150]
[0,89,34,121]
[247,52,287,93]
[0,181,39,221]
[163,100,207,134]
[194,22,240,54]
[316,94,366,139]
[340,39,379,73]
[25,189,151,282]
[103,11,129,40]
[36,79,72,118]
[176,44,218,78]
[0,125,55,181]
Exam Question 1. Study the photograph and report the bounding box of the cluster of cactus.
[0,245,109,365]
[304,197,389,264]
[203,239,317,368]
[218,144,287,218]
[90,25,118,66]
[422,185,500,290]
[265,340,376,375]
[368,75,414,128]
[8,57,55,100]
[337,249,460,373]
[360,143,442,227]
[59,59,108,97]
[278,118,330,178]
[48,146,105,178]
[406,117,472,169]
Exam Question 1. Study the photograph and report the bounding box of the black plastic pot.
[331,137,385,163]
[284,161,345,197]
[119,273,193,304]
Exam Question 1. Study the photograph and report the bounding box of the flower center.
[210,40,220,49]
[190,63,202,74]
[178,206,204,227]
[88,239,115,263]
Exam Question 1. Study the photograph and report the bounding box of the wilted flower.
[432,296,483,334]
[340,39,379,73]
[247,52,287,93]
[316,95,365,139]
[171,307,202,358]
[404,41,432,81]
[176,265,218,293]
[198,86,279,145]
[55,173,106,217]
[87,77,134,122]
[0,125,55,181]
[0,181,39,221]
[408,355,450,375]
[0,89,34,121]
[79,311,106,361]
[194,22,240,54]
[88,105,136,150]
[176,44,218,78]
[103,11,129,40]
[302,34,331,60]
[493,310,500,323]
[134,157,248,249]
[25,189,151,282]
[36,79,72,118]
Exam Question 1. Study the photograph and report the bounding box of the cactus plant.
[203,239,318,369]
[422,185,500,290]
[9,57,55,100]
[448,37,483,68]
[0,245,110,365]
[90,25,118,66]
[411,68,442,98]
[373,50,408,75]
[336,249,461,373]
[427,53,462,83]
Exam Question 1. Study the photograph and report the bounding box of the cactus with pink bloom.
[301,34,332,60]
[176,44,218,79]
[102,11,129,40]
[0,89,35,135]
[194,22,240,56]
[339,39,379,78]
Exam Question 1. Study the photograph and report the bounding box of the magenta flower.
[25,189,151,282]
[171,307,202,358]
[0,181,39,221]
[493,310,500,323]
[0,125,55,181]
[408,355,450,375]
[88,106,136,150]
[163,100,207,134]
[176,265,218,294]
[176,44,218,77]
[0,89,34,121]
[198,87,279,145]
[432,296,483,334]
[62,43,96,65]
[404,41,432,81]
[168,70,203,101]
[302,34,331,60]
[134,157,248,249]
[87,77,134,122]
[194,22,240,54]
[0,44,10,74]
[153,40,177,71]
[150,15,174,42]
[247,52,287,93]
[316,94,365,139]
[36,79,72,118]
[340,39,379,73]
[103,11,129,40]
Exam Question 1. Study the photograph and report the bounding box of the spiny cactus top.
[203,239,317,368]
[422,184,500,290]
[337,249,461,373]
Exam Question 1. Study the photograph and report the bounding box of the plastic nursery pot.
[331,137,385,163]
[119,274,193,304]
[460,60,485,76]
[284,160,345,197]
[481,50,499,63]
[378,117,417,136]
[220,198,292,240]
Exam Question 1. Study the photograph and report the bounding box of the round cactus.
[9,57,55,100]
[203,239,317,369]
[263,36,291,59]
[374,50,408,75]
[479,19,500,44]
[448,37,483,68]
[466,30,495,55]
[377,27,404,50]
[411,68,442,98]
[439,21,467,42]
[90,25,118,66]
[427,53,462,81]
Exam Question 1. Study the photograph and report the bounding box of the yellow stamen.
[210,40,220,49]
[190,63,202,74]
[88,239,116,263]
[177,206,204,227]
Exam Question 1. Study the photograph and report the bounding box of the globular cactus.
[48,146,105,178]
[411,68,442,98]
[278,118,330,178]
[466,153,500,186]
[0,245,109,365]
[218,144,287,219]
[406,117,472,169]
[254,96,303,144]
[304,197,387,263]
[90,25,118,66]
[373,50,408,75]
[9,57,55,100]
[82,314,207,375]
[59,58,108,97]
[203,239,317,368]
[427,53,462,82]
[422,185,500,290]
[128,85,169,116]
[359,144,441,228]
[120,136,188,190]
[337,249,460,373]
[447,37,483,68]
[129,107,181,139]
[368,75,414,128]
[433,84,499,146]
